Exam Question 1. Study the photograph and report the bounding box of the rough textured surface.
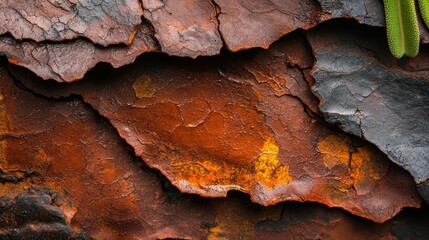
[0,62,216,239]
[254,201,429,240]
[1,1,429,237]
[11,33,422,223]
[142,0,222,57]
[0,0,428,82]
[307,21,429,202]
[318,0,384,26]
[213,0,321,51]
[0,23,158,82]
[0,0,143,46]
[0,194,77,239]
[3,58,429,238]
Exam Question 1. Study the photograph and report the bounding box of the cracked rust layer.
[1,0,428,82]
[142,0,222,57]
[10,31,422,223]
[307,20,429,203]
[0,0,143,46]
[1,60,429,238]
[0,62,213,239]
[0,23,158,82]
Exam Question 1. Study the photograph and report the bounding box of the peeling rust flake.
[142,0,223,57]
[13,32,422,223]
[0,0,143,46]
[0,23,158,82]
[214,0,321,51]
[1,0,429,82]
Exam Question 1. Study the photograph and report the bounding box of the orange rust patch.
[317,135,390,195]
[351,145,390,195]
[7,58,19,65]
[34,149,52,172]
[127,25,139,45]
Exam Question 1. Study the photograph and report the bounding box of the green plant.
[384,0,429,58]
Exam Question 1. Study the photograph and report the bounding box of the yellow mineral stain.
[170,135,291,192]
[133,74,156,99]
[325,180,351,205]
[317,135,352,168]
[318,135,390,195]
[254,135,292,189]
[172,159,242,188]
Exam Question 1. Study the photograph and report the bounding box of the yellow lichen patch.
[132,74,156,99]
[350,145,390,195]
[254,135,292,189]
[317,135,352,168]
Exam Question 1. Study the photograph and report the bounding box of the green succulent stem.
[384,0,420,58]
[419,0,429,29]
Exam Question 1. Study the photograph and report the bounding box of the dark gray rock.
[318,0,384,26]
[0,194,76,239]
[307,21,429,201]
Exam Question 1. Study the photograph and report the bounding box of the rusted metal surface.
[0,0,428,82]
[0,0,143,46]
[1,1,428,237]
[307,20,429,203]
[12,31,422,223]
[0,63,213,239]
[1,58,429,238]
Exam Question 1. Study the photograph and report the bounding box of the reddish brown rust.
[0,63,212,239]
[142,0,223,57]
[213,0,321,51]
[13,32,422,223]
[1,57,428,238]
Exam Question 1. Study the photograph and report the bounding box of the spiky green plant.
[419,0,429,28]
[383,0,429,58]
